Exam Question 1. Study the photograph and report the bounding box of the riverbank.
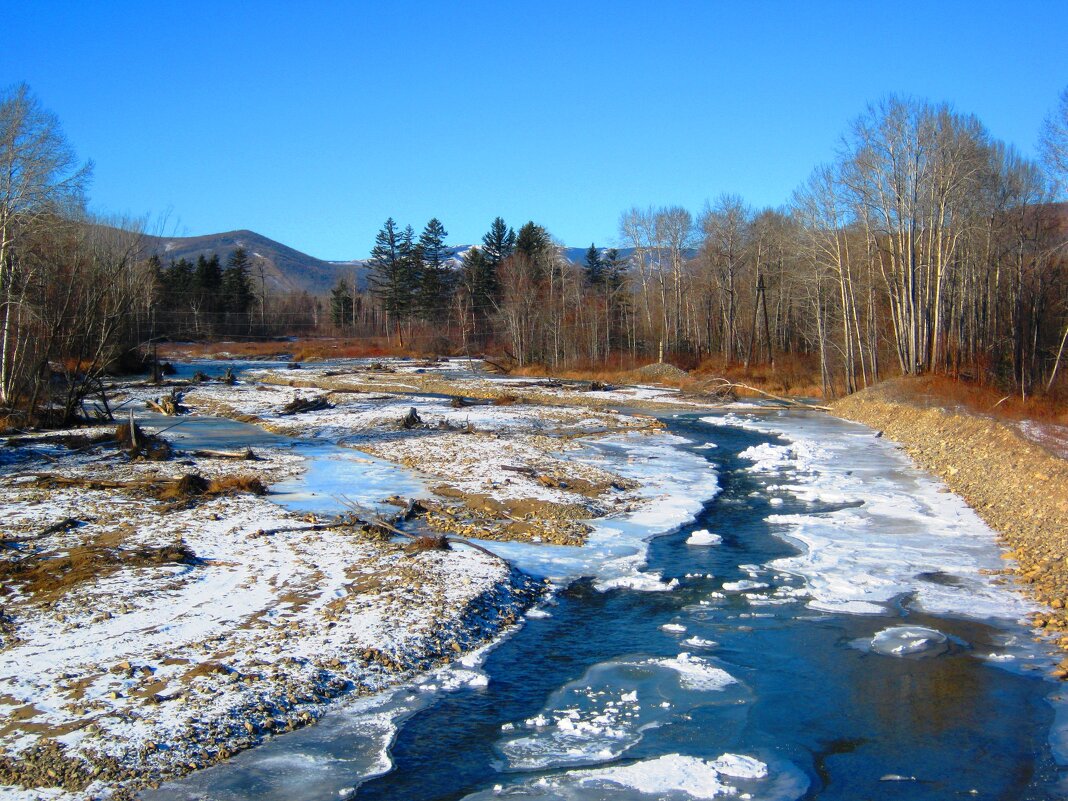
[0,421,541,799]
[831,378,1068,665]
[0,358,712,800]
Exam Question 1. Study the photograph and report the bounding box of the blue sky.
[4,1,1067,259]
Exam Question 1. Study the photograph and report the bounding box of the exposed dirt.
[832,378,1068,673]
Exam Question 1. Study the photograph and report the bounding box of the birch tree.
[0,83,91,408]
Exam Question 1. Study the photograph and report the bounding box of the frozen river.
[148,405,1067,801]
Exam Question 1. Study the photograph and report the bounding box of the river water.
[146,391,1068,801]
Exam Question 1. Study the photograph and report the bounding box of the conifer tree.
[417,218,453,320]
[194,254,222,291]
[481,217,516,269]
[515,221,549,260]
[368,218,416,340]
[603,248,627,291]
[329,278,353,329]
[222,247,253,315]
[584,243,604,286]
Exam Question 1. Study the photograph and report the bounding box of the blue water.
[147,413,1066,801]
[345,416,1062,800]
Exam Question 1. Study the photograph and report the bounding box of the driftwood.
[501,464,536,477]
[338,496,509,565]
[279,395,333,416]
[702,378,832,411]
[0,517,83,548]
[146,391,187,416]
[400,407,423,429]
[33,517,83,539]
[189,447,258,460]
[31,474,136,491]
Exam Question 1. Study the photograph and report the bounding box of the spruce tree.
[329,278,353,329]
[461,247,490,316]
[514,221,549,260]
[603,248,627,291]
[417,218,453,320]
[194,254,223,291]
[481,216,516,269]
[584,243,604,286]
[368,218,416,326]
[515,221,551,280]
[222,248,254,315]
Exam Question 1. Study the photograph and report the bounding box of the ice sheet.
[701,411,1036,623]
[478,432,720,591]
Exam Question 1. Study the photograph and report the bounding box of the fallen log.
[188,448,259,460]
[279,395,333,416]
[702,378,832,411]
[145,390,187,416]
[338,496,509,565]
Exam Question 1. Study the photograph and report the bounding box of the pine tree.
[481,216,516,269]
[417,218,453,320]
[514,221,551,282]
[515,221,549,260]
[194,254,222,291]
[222,248,254,315]
[584,243,604,286]
[368,218,417,338]
[329,278,353,329]
[461,247,490,315]
[603,248,627,291]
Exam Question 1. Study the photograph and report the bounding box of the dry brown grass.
[403,535,451,554]
[509,352,826,396]
[878,374,1068,425]
[0,539,197,606]
[159,337,408,363]
[692,354,825,398]
[206,475,268,496]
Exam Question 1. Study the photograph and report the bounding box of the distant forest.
[2,82,1067,424]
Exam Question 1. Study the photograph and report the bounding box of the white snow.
[687,529,723,546]
[702,411,1037,622]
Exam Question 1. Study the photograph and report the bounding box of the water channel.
[143,372,1068,801]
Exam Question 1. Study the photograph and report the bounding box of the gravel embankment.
[832,380,1068,668]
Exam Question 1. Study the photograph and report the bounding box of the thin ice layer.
[496,653,742,771]
[461,752,807,800]
[481,432,720,590]
[702,412,1035,622]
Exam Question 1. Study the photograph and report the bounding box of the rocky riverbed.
[832,379,1068,670]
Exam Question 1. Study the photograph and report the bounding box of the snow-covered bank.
[831,382,1068,654]
[702,410,1036,622]
[0,359,724,799]
[0,425,539,799]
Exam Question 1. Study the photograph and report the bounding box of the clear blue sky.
[4,1,1067,259]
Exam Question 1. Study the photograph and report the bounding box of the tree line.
[345,93,1068,399]
[1,81,1066,425]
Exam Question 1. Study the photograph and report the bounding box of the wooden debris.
[278,395,333,416]
[145,390,187,416]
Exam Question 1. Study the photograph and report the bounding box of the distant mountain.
[144,229,649,296]
[144,230,367,296]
